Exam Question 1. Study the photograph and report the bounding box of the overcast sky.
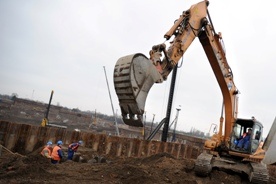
[0,0,275,136]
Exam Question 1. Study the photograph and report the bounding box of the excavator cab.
[230,118,264,154]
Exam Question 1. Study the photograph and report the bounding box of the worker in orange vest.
[51,140,63,164]
[67,140,83,160]
[40,141,53,158]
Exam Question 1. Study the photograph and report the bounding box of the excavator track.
[249,162,269,183]
[194,152,213,176]
[195,152,269,183]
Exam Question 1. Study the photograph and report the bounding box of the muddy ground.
[1,146,276,184]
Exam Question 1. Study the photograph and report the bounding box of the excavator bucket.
[262,117,276,165]
[113,53,163,127]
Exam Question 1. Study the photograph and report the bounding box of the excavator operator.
[236,128,252,150]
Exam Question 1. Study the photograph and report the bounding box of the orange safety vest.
[51,145,62,161]
[40,146,52,157]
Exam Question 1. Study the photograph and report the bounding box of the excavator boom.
[114,1,238,139]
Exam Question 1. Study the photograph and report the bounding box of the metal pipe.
[45,90,54,120]
[150,114,155,134]
[103,66,120,136]
[147,118,166,141]
[172,107,181,142]
[162,64,178,142]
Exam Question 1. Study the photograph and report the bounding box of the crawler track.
[194,152,212,176]
[250,162,269,183]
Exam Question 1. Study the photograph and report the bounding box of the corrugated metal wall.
[0,121,202,159]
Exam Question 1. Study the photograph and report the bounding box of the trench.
[0,121,202,159]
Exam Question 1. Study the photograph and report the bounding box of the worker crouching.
[41,141,53,158]
[51,140,64,164]
[67,140,83,160]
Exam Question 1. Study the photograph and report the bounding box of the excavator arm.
[114,0,238,144]
[150,1,208,80]
[114,1,209,127]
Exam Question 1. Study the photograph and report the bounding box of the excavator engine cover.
[114,53,163,127]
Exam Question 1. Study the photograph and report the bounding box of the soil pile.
[0,147,276,184]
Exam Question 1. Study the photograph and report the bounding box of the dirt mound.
[1,147,276,184]
[0,151,58,183]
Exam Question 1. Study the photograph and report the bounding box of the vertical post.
[94,109,97,124]
[143,111,147,140]
[150,114,155,134]
[103,66,120,136]
[162,64,178,142]
[41,90,54,127]
[172,107,181,142]
[45,90,54,120]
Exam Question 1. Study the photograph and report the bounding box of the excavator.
[113,1,271,183]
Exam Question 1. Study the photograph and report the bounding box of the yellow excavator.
[114,1,270,183]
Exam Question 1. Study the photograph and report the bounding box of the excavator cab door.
[230,118,264,154]
[250,123,263,153]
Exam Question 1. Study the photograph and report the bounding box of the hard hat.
[57,140,63,145]
[78,140,83,145]
[47,141,53,145]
